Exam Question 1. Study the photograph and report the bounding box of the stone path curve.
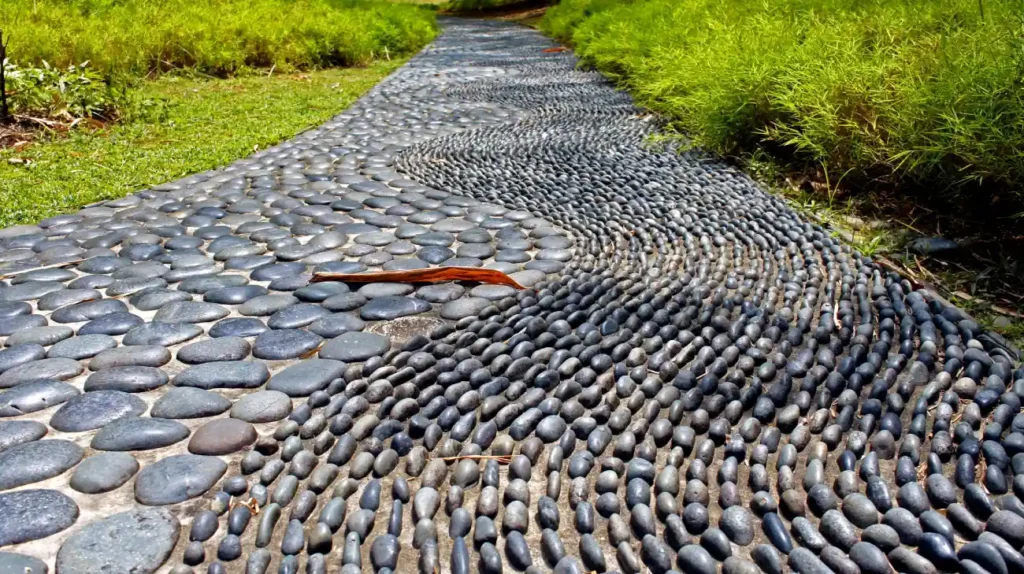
[0,17,1022,574]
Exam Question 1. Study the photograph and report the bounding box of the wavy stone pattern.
[0,17,1021,574]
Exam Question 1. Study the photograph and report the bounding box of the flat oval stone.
[0,552,48,574]
[1,282,66,303]
[308,313,365,338]
[204,285,268,305]
[91,417,190,451]
[209,318,269,338]
[153,301,230,323]
[440,298,490,320]
[231,390,293,423]
[268,304,331,329]
[70,452,140,494]
[49,390,147,432]
[0,420,47,452]
[267,359,347,397]
[0,379,79,417]
[134,454,227,505]
[47,335,118,360]
[173,361,270,389]
[0,344,46,373]
[151,387,231,419]
[0,357,83,388]
[84,366,169,393]
[188,418,257,455]
[123,322,203,346]
[252,329,322,360]
[320,332,391,361]
[294,282,349,302]
[360,296,430,321]
[416,284,465,303]
[179,275,247,294]
[131,289,193,311]
[6,325,70,346]
[78,312,144,336]
[38,288,100,311]
[0,439,84,489]
[0,489,79,545]
[239,294,298,317]
[89,345,171,370]
[55,508,179,574]
[0,301,31,317]
[177,337,251,364]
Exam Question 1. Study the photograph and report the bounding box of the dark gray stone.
[188,418,257,455]
[151,387,231,419]
[122,322,203,346]
[91,417,190,451]
[231,390,293,422]
[267,359,347,397]
[84,366,169,393]
[173,361,270,389]
[0,357,83,388]
[252,329,323,360]
[319,332,390,361]
[0,379,79,417]
[0,552,48,574]
[70,452,140,494]
[0,420,47,453]
[134,454,227,505]
[177,337,251,364]
[0,439,84,489]
[0,489,79,545]
[55,508,179,574]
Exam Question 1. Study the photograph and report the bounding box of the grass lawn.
[0,61,403,227]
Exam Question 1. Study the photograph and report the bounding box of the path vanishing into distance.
[0,18,1022,574]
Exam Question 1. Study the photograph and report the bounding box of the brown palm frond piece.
[311,267,525,289]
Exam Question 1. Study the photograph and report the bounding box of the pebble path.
[0,17,1022,574]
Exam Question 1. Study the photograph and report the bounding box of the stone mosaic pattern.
[0,17,1023,574]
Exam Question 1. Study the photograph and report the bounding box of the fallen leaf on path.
[312,266,525,289]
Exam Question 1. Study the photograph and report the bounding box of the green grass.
[542,0,1024,207]
[0,0,436,78]
[0,61,403,227]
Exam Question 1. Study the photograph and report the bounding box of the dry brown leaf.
[312,266,525,289]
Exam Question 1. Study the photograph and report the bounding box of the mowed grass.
[0,62,402,227]
[542,0,1024,207]
[0,0,436,226]
[1,0,437,78]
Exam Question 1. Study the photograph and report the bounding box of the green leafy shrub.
[0,0,437,79]
[3,60,119,119]
[542,0,1024,202]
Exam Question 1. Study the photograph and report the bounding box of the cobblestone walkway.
[0,18,1021,574]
